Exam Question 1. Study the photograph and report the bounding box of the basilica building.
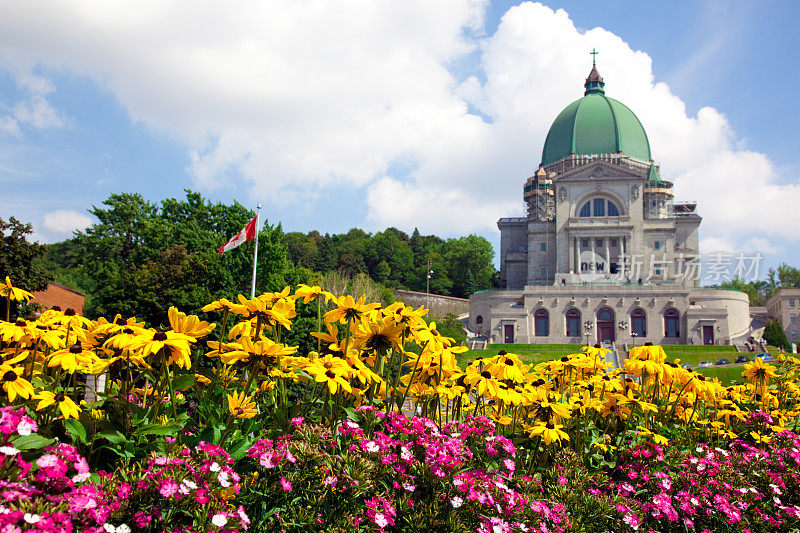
[469,62,751,347]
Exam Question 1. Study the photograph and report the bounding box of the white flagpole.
[249,204,261,298]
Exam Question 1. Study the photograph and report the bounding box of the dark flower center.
[3,370,17,382]
[15,319,26,327]
[497,350,507,355]
[115,318,128,325]
[65,309,76,316]
[52,306,61,311]
[54,393,65,402]
[153,332,168,341]
[546,422,555,429]
[325,370,336,379]
[123,328,134,334]
[481,371,491,379]
[323,362,333,369]
[69,343,83,354]
[505,359,514,366]
[235,407,244,415]
[560,356,569,362]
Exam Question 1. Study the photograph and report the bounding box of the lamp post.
[426,259,433,309]
[584,320,594,347]
[631,331,638,348]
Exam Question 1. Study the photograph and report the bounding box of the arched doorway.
[597,307,615,344]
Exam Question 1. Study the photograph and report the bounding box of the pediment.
[554,160,646,183]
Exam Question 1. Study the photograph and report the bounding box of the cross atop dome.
[584,49,605,95]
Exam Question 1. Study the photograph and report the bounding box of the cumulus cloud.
[0,0,796,249]
[43,210,93,234]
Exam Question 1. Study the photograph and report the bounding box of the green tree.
[57,191,292,326]
[443,235,495,298]
[0,217,51,291]
[763,320,790,350]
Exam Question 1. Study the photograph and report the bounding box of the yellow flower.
[313,364,353,394]
[227,391,258,419]
[294,284,334,304]
[133,330,196,369]
[355,317,403,354]
[323,295,380,325]
[528,421,570,445]
[168,307,216,339]
[220,335,298,366]
[636,425,669,445]
[1,367,34,402]
[202,298,236,313]
[48,342,95,373]
[34,390,81,419]
[742,357,778,384]
[0,277,33,302]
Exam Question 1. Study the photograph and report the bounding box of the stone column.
[590,238,595,273]
[605,238,610,274]
[574,237,579,273]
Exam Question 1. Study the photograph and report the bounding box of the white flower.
[212,513,228,527]
[24,514,41,524]
[364,441,379,453]
[400,446,413,461]
[103,524,116,532]
[16,419,35,436]
[450,496,463,508]
[374,512,388,528]
[116,525,131,533]
[210,461,221,472]
[0,446,20,456]
[218,471,231,487]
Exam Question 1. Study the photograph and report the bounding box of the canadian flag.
[218,215,258,255]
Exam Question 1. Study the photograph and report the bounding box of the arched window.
[578,198,621,217]
[566,308,581,337]
[534,309,549,337]
[593,198,605,217]
[631,308,646,337]
[476,315,483,325]
[597,308,614,322]
[664,309,680,338]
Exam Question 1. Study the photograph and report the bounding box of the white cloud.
[42,210,92,234]
[0,116,21,137]
[0,0,796,252]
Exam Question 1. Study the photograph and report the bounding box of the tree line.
[3,190,495,330]
[283,227,495,299]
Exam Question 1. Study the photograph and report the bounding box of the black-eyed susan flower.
[227,390,257,419]
[34,390,81,419]
[48,341,95,373]
[742,357,778,384]
[528,421,569,445]
[168,307,216,339]
[133,330,195,369]
[323,295,380,325]
[1,367,34,402]
[294,284,334,304]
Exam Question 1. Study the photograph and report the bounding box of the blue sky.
[0,1,797,281]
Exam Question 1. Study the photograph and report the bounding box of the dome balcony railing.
[543,153,652,175]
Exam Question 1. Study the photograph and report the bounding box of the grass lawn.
[457,344,586,368]
[696,365,746,386]
[659,345,738,366]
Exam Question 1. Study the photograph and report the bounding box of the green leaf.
[63,419,89,445]
[96,430,128,444]
[172,373,195,390]
[10,434,56,450]
[227,436,253,461]
[133,423,182,437]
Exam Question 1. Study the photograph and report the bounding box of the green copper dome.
[541,66,652,166]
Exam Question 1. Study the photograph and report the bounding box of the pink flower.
[290,416,305,426]
[196,488,208,504]
[159,479,178,497]
[280,476,292,491]
[557,476,568,485]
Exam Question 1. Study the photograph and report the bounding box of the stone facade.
[472,64,749,346]
[766,288,800,343]
[393,289,469,317]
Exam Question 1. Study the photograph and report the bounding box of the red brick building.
[31,282,86,315]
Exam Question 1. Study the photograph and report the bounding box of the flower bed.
[1,279,800,531]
